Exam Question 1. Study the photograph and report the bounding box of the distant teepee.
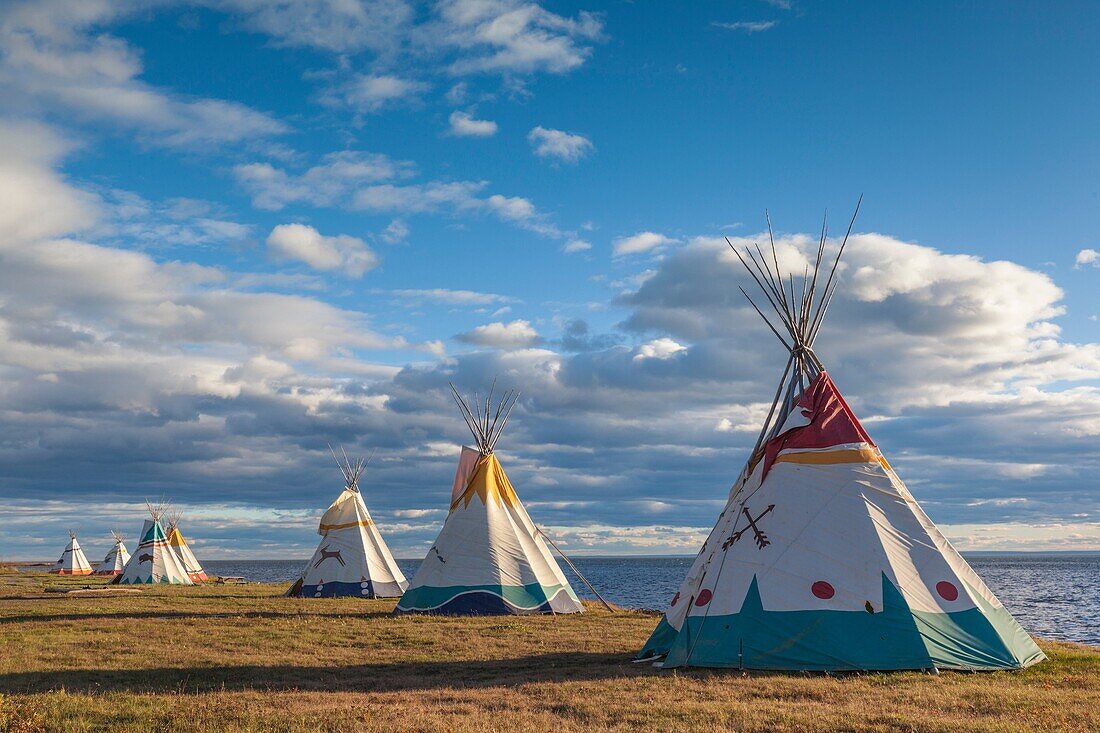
[112,503,193,585]
[638,203,1045,671]
[95,532,129,576]
[287,447,408,598]
[396,384,583,615]
[51,531,92,575]
[165,512,207,582]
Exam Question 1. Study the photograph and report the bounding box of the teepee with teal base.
[639,204,1044,672]
[396,385,583,616]
[112,504,193,585]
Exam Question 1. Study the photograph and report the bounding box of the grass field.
[0,570,1097,732]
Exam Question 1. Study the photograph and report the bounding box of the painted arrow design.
[723,504,776,550]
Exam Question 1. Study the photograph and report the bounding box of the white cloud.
[234,151,414,211]
[324,73,429,114]
[354,180,487,214]
[0,3,286,148]
[563,239,592,254]
[527,126,594,163]
[456,319,541,349]
[613,231,678,257]
[353,180,560,237]
[0,119,99,243]
[633,338,687,361]
[966,497,1031,507]
[214,0,415,55]
[388,289,515,306]
[1075,249,1099,268]
[266,224,379,278]
[214,0,604,79]
[381,218,409,244]
[448,110,498,137]
[712,21,778,33]
[431,0,604,75]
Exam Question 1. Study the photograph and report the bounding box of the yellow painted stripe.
[774,447,887,468]
[319,520,373,531]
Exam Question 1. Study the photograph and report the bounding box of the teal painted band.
[397,582,579,611]
[647,574,1044,671]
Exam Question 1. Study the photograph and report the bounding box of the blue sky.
[0,0,1097,561]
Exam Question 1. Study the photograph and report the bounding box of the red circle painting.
[936,581,959,601]
[811,581,835,599]
[694,589,713,606]
[670,592,680,607]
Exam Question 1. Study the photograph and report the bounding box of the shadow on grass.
[0,652,655,694]
[0,609,398,624]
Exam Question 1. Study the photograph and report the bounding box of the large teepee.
[112,504,193,585]
[396,385,584,615]
[639,205,1045,672]
[95,532,130,576]
[51,531,92,575]
[287,448,408,598]
[166,513,207,582]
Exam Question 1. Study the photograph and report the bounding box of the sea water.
[203,552,1100,646]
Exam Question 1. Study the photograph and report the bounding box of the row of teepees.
[283,203,1044,670]
[288,385,585,616]
[53,204,1045,672]
[51,511,206,584]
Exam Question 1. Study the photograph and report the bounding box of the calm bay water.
[205,552,1100,646]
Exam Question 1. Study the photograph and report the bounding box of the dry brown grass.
[1,570,1097,732]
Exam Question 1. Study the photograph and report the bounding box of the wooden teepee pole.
[538,529,614,612]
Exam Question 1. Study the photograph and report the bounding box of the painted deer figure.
[315,546,345,567]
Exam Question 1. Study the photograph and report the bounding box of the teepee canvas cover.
[95,532,129,575]
[166,514,207,582]
[396,385,583,615]
[639,206,1044,671]
[51,532,92,575]
[287,448,408,598]
[112,508,193,585]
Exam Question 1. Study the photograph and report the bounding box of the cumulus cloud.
[429,0,604,75]
[380,218,409,244]
[633,337,687,361]
[528,126,594,163]
[234,151,414,211]
[324,73,430,114]
[266,224,380,277]
[1076,249,1099,268]
[353,179,561,237]
[613,231,678,257]
[448,110,498,137]
[563,238,592,253]
[0,2,286,148]
[0,119,99,243]
[214,0,603,79]
[214,0,415,55]
[456,319,541,349]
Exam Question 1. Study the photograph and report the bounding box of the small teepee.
[95,532,130,576]
[287,447,408,598]
[166,513,207,582]
[51,531,92,575]
[638,204,1045,671]
[112,503,193,585]
[396,384,584,615]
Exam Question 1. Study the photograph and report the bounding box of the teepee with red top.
[639,202,1045,672]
